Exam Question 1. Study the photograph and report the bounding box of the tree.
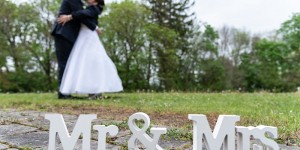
[276,13,300,91]
[28,0,60,90]
[146,0,195,90]
[239,39,295,92]
[99,0,152,90]
[195,24,226,91]
[0,0,60,92]
[0,1,38,72]
[279,13,300,51]
[0,0,44,92]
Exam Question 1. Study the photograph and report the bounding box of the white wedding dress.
[60,24,123,94]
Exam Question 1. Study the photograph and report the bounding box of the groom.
[52,0,100,99]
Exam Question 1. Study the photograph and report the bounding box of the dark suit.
[52,0,98,43]
[52,0,100,97]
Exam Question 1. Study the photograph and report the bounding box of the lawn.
[0,92,299,145]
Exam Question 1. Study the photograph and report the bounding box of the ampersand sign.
[128,112,167,150]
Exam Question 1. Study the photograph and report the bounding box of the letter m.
[188,114,240,150]
[45,114,97,150]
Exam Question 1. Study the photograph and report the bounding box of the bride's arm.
[58,5,102,24]
[72,5,102,19]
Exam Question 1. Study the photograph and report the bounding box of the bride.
[57,0,123,99]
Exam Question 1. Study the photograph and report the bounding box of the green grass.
[0,92,300,144]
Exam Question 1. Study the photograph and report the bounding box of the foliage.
[99,0,152,90]
[1,0,300,92]
[239,39,294,92]
[146,0,195,90]
[0,0,59,92]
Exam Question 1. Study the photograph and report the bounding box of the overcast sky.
[193,0,300,33]
[14,0,300,33]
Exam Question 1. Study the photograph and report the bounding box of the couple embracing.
[52,0,123,99]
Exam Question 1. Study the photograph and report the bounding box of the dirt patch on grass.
[51,105,220,129]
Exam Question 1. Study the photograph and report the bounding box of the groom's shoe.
[58,92,73,99]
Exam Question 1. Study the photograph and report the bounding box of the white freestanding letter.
[128,112,167,150]
[236,126,279,150]
[253,126,279,150]
[188,114,240,150]
[93,125,119,150]
[45,114,97,150]
[253,144,263,150]
[236,126,253,150]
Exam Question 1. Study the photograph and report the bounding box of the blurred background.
[1,0,300,93]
